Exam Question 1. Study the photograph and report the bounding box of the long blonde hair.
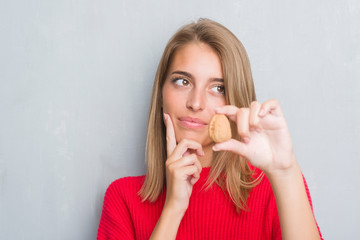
[138,18,263,212]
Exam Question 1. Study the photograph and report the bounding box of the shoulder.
[98,175,146,239]
[104,175,146,203]
[108,175,145,189]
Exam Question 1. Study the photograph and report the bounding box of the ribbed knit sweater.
[97,167,322,239]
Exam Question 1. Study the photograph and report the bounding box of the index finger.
[215,105,239,122]
[258,99,282,118]
[215,105,251,140]
[163,113,177,158]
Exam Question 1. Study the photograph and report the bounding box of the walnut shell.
[208,114,232,143]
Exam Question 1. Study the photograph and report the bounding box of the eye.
[211,85,225,95]
[173,78,190,87]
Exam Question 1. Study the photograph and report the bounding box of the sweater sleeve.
[97,179,136,240]
[302,175,324,240]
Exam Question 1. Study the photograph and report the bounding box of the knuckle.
[166,162,175,173]
[179,138,200,150]
[165,160,171,168]
[182,156,190,164]
[237,128,248,136]
[182,139,189,144]
[166,165,172,173]
[250,117,259,126]
[179,139,189,147]
[237,108,248,117]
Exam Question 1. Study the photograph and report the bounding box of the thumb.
[212,139,250,159]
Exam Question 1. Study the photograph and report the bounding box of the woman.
[97,18,323,239]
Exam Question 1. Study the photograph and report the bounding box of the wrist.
[265,161,303,194]
[164,200,187,217]
[150,202,185,240]
[263,152,298,179]
[267,163,300,183]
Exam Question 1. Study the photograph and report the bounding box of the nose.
[186,88,206,111]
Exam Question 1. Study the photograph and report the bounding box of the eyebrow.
[170,71,224,83]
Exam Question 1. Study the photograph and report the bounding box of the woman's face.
[162,42,226,148]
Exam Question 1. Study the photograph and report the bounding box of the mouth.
[178,116,207,129]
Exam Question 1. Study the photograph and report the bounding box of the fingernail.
[163,113,167,121]
[243,137,250,143]
[215,107,220,113]
[259,109,265,116]
[212,145,219,151]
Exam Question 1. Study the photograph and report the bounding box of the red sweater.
[97,167,322,239]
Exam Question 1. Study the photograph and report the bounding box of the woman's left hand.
[213,99,296,175]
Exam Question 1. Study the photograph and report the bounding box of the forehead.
[168,42,223,79]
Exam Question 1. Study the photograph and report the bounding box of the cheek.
[208,95,227,109]
[162,85,181,113]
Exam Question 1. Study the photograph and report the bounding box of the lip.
[178,116,207,129]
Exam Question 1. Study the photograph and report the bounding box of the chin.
[175,131,213,147]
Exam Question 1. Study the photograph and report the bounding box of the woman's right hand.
[163,113,204,214]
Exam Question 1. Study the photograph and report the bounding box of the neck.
[197,143,214,168]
